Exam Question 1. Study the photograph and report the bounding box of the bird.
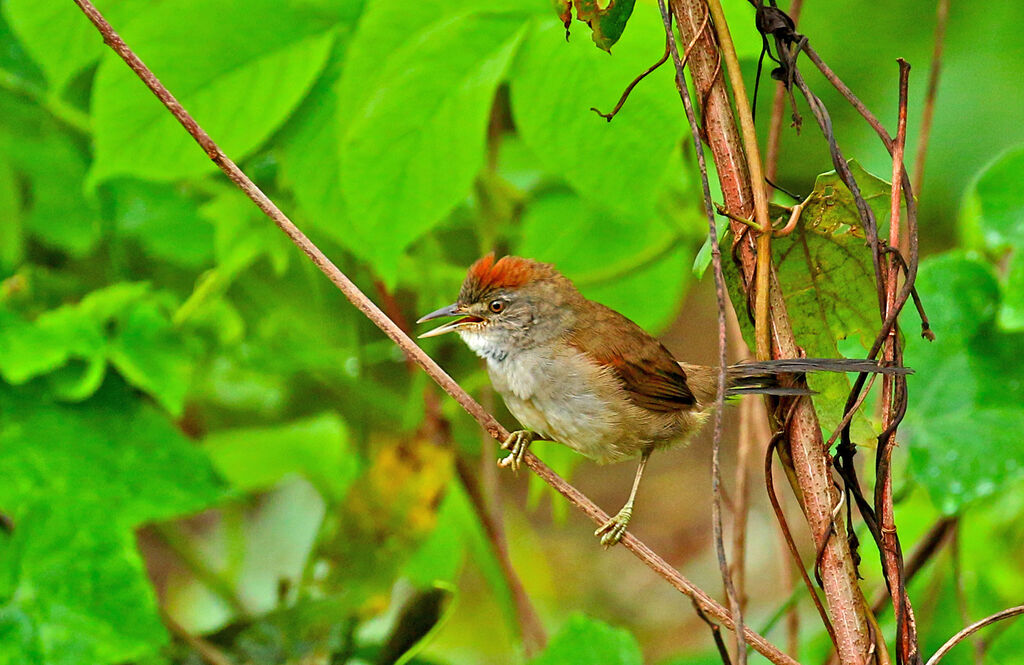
[418,254,910,546]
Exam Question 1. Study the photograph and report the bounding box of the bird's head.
[417,254,582,357]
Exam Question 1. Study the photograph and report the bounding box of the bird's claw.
[595,506,633,548]
[498,430,535,473]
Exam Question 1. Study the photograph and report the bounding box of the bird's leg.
[595,447,653,548]
[497,430,538,473]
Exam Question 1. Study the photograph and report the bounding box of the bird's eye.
[488,299,505,313]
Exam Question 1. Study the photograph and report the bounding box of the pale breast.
[486,345,674,463]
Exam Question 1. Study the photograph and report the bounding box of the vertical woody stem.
[670,1,873,661]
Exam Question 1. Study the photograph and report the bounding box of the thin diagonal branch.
[71,2,795,663]
[924,605,1024,665]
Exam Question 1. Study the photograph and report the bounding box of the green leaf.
[557,0,637,52]
[90,0,336,183]
[0,382,225,663]
[108,299,192,416]
[0,503,167,665]
[204,413,360,503]
[339,11,528,281]
[530,614,643,665]
[729,162,892,443]
[510,10,686,217]
[961,143,1024,251]
[903,253,1024,513]
[107,179,214,268]
[2,0,147,91]
[278,41,360,249]
[518,190,689,331]
[0,92,100,255]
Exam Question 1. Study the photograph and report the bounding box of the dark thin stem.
[912,0,949,198]
[72,1,795,662]
[591,34,671,121]
[658,0,744,661]
[764,0,804,187]
[765,432,839,650]
[694,598,736,665]
[924,606,1024,665]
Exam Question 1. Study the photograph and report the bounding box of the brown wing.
[567,301,695,412]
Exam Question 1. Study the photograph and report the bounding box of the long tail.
[725,358,912,396]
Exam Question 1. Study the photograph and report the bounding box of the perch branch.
[71,1,795,662]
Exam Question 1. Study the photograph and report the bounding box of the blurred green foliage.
[0,0,1022,663]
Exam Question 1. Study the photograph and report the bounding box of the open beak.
[416,304,482,338]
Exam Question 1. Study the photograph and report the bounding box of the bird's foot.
[595,505,633,548]
[497,430,536,473]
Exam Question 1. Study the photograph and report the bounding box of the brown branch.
[869,517,956,615]
[878,59,921,665]
[924,605,1024,665]
[912,0,949,198]
[658,1,744,661]
[71,1,797,663]
[671,0,874,661]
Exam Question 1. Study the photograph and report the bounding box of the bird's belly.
[488,350,647,463]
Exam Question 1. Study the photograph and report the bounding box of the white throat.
[458,330,510,363]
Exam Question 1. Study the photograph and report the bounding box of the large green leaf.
[90,0,336,183]
[903,253,1024,513]
[530,614,643,665]
[0,382,226,664]
[517,190,689,331]
[2,0,148,92]
[728,162,891,443]
[0,92,100,255]
[510,10,686,218]
[339,11,528,281]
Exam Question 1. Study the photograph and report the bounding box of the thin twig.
[694,598,735,665]
[764,0,804,189]
[912,0,949,198]
[765,432,839,649]
[658,1,744,661]
[72,2,796,662]
[877,59,921,665]
[591,34,671,121]
[924,606,1024,665]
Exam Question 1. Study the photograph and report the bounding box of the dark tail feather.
[725,358,912,397]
